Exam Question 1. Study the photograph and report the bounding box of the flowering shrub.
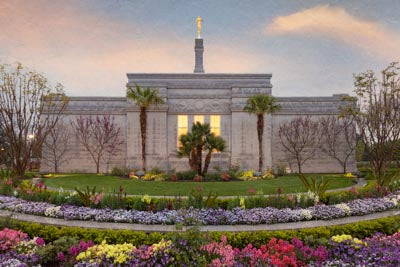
[262,169,275,180]
[1,228,400,266]
[76,241,135,265]
[0,228,28,251]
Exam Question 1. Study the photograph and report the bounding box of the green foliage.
[187,186,218,209]
[175,170,197,181]
[74,186,102,207]
[243,94,281,115]
[178,122,226,175]
[126,84,165,108]
[298,174,330,199]
[1,216,399,248]
[0,168,13,180]
[36,236,79,264]
[110,166,131,177]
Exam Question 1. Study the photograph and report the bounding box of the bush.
[110,166,131,177]
[0,216,398,248]
[175,170,197,181]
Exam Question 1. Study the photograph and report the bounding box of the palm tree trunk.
[196,145,202,175]
[257,114,264,172]
[202,151,212,176]
[140,107,147,171]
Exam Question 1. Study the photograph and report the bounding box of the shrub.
[0,216,399,248]
[110,166,131,177]
[175,170,197,181]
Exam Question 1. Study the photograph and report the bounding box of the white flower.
[13,190,18,196]
[335,203,351,215]
[300,209,312,220]
[296,193,302,203]
[44,206,61,217]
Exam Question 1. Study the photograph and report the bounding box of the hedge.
[0,215,399,248]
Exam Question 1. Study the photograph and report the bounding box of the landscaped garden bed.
[0,221,399,266]
[0,193,398,225]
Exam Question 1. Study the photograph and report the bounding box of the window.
[210,115,221,136]
[193,115,204,124]
[177,115,188,146]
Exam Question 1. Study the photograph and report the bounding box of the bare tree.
[278,116,322,173]
[319,116,357,173]
[0,63,68,177]
[343,62,400,186]
[72,115,123,174]
[42,121,71,173]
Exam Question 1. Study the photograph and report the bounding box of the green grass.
[43,173,355,196]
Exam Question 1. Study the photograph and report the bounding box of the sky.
[0,0,399,97]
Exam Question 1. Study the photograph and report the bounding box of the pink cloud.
[0,1,264,96]
[265,5,400,61]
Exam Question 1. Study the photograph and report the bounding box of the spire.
[194,16,204,73]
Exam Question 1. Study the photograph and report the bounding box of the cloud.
[0,0,264,96]
[265,5,400,61]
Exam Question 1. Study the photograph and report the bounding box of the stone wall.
[271,95,357,173]
[40,97,128,173]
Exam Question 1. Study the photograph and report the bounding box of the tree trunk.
[202,151,212,176]
[189,149,197,171]
[140,107,147,171]
[196,145,202,175]
[96,160,100,174]
[343,162,347,174]
[297,161,302,174]
[257,114,264,172]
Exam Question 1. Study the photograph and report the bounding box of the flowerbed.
[1,227,399,266]
[0,193,399,225]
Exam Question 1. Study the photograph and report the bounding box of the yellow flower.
[344,172,356,178]
[141,194,152,204]
[239,197,246,209]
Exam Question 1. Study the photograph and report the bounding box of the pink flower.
[35,237,45,246]
[57,252,65,261]
[0,228,28,251]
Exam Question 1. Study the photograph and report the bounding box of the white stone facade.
[40,73,356,174]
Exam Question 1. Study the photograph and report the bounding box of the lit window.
[177,115,188,146]
[193,115,204,124]
[210,115,221,136]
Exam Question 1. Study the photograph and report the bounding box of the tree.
[343,62,400,186]
[126,85,164,171]
[278,116,322,174]
[244,94,281,172]
[203,133,226,175]
[72,115,123,174]
[178,122,226,176]
[0,63,68,177]
[319,116,357,173]
[0,126,10,167]
[42,121,71,173]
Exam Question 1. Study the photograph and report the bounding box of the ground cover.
[43,173,354,196]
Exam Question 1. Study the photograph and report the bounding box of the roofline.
[127,73,272,79]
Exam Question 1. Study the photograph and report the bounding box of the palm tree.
[203,133,226,175]
[127,85,165,171]
[178,122,226,176]
[244,94,281,172]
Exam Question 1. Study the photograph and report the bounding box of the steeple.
[194,16,204,73]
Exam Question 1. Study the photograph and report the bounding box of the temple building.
[41,18,355,174]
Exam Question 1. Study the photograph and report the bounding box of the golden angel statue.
[196,16,203,38]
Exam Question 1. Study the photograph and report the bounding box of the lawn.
[43,173,355,196]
